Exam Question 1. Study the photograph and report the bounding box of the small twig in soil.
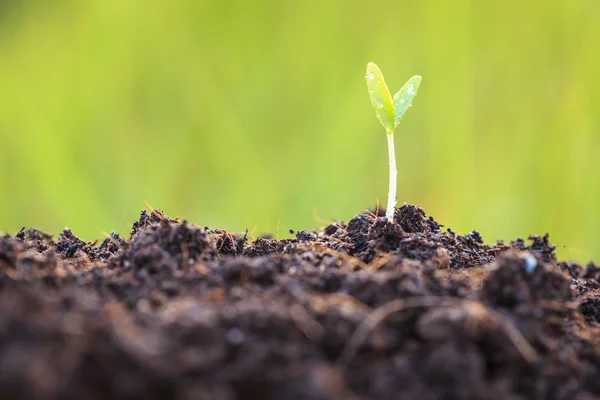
[290,303,325,340]
[314,292,373,315]
[365,253,396,273]
[296,242,368,270]
[180,242,189,269]
[249,225,257,241]
[337,297,539,367]
[312,206,331,229]
[276,218,281,241]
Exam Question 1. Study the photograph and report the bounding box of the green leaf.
[393,75,421,128]
[366,62,395,132]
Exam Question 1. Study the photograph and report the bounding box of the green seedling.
[366,62,421,222]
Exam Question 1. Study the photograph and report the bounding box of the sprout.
[366,62,422,222]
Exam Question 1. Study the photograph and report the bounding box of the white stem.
[386,132,397,222]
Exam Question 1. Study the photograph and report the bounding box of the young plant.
[366,62,421,222]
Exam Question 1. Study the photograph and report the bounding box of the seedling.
[366,62,421,222]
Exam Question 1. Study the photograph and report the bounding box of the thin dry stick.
[337,296,446,366]
[180,242,189,269]
[249,225,257,241]
[317,292,373,314]
[337,297,539,367]
[290,303,325,340]
[313,206,332,229]
[296,242,369,270]
[276,218,281,240]
[365,253,396,273]
[486,308,540,363]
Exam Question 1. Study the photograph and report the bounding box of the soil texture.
[0,204,599,399]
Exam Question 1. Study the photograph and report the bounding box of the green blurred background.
[0,1,598,261]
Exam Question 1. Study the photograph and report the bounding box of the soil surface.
[0,204,599,399]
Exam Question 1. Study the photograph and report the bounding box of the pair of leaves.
[366,62,421,133]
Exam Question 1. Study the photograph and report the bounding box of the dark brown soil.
[1,204,599,399]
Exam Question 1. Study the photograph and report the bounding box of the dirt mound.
[0,204,598,399]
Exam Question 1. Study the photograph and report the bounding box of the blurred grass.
[0,0,599,262]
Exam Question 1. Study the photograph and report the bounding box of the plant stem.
[386,131,397,222]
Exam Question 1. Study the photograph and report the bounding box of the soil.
[0,204,599,400]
